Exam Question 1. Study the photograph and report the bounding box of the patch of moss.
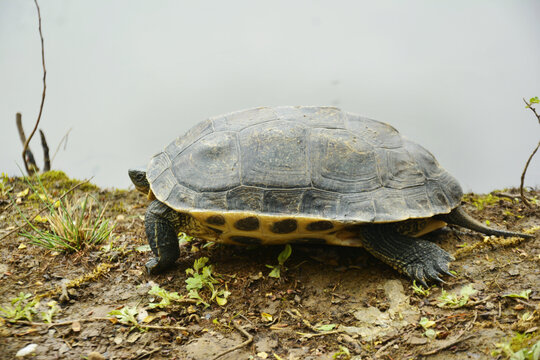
[33,170,99,193]
[462,192,505,210]
[110,201,127,213]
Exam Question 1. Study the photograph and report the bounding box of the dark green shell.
[146,106,462,223]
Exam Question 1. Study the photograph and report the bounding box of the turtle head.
[128,168,150,194]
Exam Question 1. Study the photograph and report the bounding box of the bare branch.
[520,98,540,207]
[520,141,540,207]
[523,98,540,124]
[16,113,39,174]
[22,0,47,175]
[39,129,50,171]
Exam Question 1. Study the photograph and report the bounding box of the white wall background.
[1,0,539,192]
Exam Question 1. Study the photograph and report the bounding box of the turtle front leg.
[144,200,181,274]
[360,225,454,287]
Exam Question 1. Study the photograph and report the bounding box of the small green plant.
[411,280,431,297]
[0,292,38,322]
[108,306,139,330]
[437,284,477,308]
[332,345,351,359]
[0,174,12,197]
[266,244,292,279]
[148,285,185,309]
[19,191,114,253]
[419,317,437,339]
[492,333,540,360]
[503,289,532,300]
[185,257,230,307]
[178,232,193,245]
[41,300,60,323]
[463,193,501,210]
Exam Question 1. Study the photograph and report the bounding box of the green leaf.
[268,267,281,278]
[215,296,227,306]
[419,317,436,330]
[185,275,204,290]
[503,289,532,300]
[529,96,539,104]
[277,244,292,265]
[317,324,337,332]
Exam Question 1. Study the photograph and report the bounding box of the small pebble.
[16,344,37,357]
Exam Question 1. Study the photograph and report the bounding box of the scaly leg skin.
[360,224,454,287]
[144,200,181,274]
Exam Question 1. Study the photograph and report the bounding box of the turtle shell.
[146,106,463,226]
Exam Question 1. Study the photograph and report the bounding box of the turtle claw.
[403,242,453,286]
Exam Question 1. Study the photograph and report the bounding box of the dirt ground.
[0,171,538,360]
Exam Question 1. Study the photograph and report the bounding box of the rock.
[16,344,38,357]
[408,336,428,345]
[87,352,105,360]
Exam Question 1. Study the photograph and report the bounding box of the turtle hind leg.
[360,225,454,287]
[144,200,181,274]
[438,206,533,239]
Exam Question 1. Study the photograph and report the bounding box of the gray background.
[1,0,539,192]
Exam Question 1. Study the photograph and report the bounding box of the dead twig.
[39,129,50,171]
[0,178,91,242]
[22,0,47,175]
[141,324,188,331]
[132,347,162,360]
[16,113,38,174]
[493,192,522,201]
[420,310,477,356]
[520,141,540,207]
[11,317,112,328]
[420,330,475,356]
[11,318,188,332]
[211,321,253,360]
[520,98,540,207]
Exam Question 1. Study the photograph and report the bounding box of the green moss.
[462,192,503,210]
[33,170,98,193]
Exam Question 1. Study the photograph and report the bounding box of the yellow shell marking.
[187,211,447,247]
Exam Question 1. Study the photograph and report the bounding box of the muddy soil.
[0,172,538,359]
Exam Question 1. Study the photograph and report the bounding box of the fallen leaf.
[261,312,273,322]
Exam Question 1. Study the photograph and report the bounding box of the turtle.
[129,106,532,286]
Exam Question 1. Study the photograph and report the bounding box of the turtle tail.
[437,206,533,238]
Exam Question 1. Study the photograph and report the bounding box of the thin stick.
[13,317,112,327]
[22,0,47,175]
[132,347,162,360]
[0,178,91,241]
[12,318,188,332]
[520,141,540,207]
[39,130,50,171]
[211,321,253,360]
[420,332,475,356]
[520,98,540,207]
[523,98,540,124]
[16,113,38,174]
